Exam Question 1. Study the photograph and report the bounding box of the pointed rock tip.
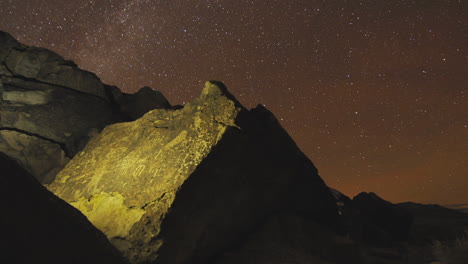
[200,80,244,107]
[201,81,228,96]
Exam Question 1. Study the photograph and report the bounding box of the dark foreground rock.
[351,192,413,246]
[49,81,339,264]
[329,190,414,246]
[215,213,365,264]
[0,152,127,264]
[0,31,171,183]
[398,202,468,244]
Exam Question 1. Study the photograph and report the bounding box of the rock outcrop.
[118,86,172,119]
[49,81,339,263]
[0,31,115,183]
[0,152,127,264]
[346,192,413,246]
[0,31,171,183]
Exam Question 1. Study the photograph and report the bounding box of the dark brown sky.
[1,0,466,204]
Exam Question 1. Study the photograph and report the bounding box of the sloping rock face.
[350,192,413,246]
[0,152,127,264]
[0,31,133,183]
[49,81,339,264]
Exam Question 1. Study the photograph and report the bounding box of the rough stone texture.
[0,31,174,183]
[2,41,107,100]
[119,86,171,119]
[0,130,69,183]
[0,76,114,151]
[0,152,128,264]
[49,81,339,264]
[0,31,122,183]
[0,74,115,182]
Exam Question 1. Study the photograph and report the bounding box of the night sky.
[1,0,466,205]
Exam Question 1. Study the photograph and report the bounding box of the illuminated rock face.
[49,81,339,264]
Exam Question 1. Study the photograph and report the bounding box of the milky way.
[1,0,466,204]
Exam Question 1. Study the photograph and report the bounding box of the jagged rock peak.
[200,80,244,108]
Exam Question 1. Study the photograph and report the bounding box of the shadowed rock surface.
[0,152,127,264]
[348,192,413,246]
[214,213,365,264]
[119,86,172,119]
[0,31,170,183]
[49,81,339,264]
[398,202,468,245]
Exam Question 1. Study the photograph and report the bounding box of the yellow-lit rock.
[49,81,339,264]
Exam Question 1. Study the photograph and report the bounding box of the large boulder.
[0,31,173,183]
[0,31,123,183]
[49,81,339,264]
[0,152,127,264]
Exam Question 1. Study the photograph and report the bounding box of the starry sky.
[1,0,466,205]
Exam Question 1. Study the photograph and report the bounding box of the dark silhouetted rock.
[398,202,468,245]
[119,86,171,119]
[0,152,127,264]
[399,202,468,218]
[49,81,339,264]
[215,213,365,264]
[350,192,413,246]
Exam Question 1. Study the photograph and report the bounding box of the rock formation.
[118,86,172,119]
[334,192,413,246]
[0,31,170,183]
[352,192,413,245]
[3,30,466,264]
[49,81,339,263]
[0,152,127,264]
